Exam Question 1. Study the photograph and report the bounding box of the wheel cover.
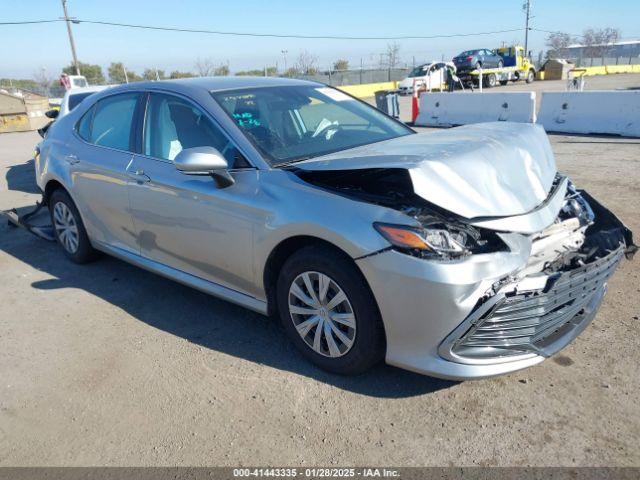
[53,202,79,254]
[288,271,356,358]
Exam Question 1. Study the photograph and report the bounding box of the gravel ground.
[1,78,639,466]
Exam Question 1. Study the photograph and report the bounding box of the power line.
[0,17,524,40]
[77,20,524,40]
[0,19,64,25]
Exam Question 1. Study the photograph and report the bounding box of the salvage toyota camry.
[35,77,636,379]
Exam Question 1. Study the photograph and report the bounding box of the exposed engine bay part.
[295,167,508,260]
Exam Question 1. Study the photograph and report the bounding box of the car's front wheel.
[276,245,385,375]
[49,189,97,263]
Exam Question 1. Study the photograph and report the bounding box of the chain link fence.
[294,68,410,86]
[564,56,640,67]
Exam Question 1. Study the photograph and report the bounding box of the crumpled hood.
[295,122,557,219]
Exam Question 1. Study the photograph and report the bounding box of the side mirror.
[174,146,235,188]
[45,109,59,119]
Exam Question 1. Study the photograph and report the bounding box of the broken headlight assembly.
[374,219,507,260]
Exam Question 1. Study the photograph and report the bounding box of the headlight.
[374,222,472,259]
[374,220,507,260]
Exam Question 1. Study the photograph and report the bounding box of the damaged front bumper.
[356,192,635,380]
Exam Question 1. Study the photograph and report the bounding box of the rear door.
[70,92,142,253]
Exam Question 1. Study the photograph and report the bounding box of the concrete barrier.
[537,91,640,137]
[414,92,536,127]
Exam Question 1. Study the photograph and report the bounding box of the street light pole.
[61,0,80,75]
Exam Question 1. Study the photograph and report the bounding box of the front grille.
[451,247,624,361]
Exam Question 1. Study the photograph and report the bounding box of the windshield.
[212,85,413,166]
[72,78,88,88]
[408,65,426,77]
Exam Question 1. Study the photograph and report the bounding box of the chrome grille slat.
[493,262,616,315]
[453,248,624,357]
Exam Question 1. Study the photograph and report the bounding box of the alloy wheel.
[53,202,79,254]
[288,271,356,358]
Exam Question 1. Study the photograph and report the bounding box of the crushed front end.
[441,186,635,366]
[354,178,635,379]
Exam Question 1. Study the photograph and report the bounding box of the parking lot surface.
[1,89,639,465]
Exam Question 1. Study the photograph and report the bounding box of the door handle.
[127,168,151,183]
[65,154,80,165]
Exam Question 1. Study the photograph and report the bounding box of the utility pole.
[523,0,532,57]
[281,50,288,73]
[60,0,80,75]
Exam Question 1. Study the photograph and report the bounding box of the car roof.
[65,85,111,96]
[106,76,323,95]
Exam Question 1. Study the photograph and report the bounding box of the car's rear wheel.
[49,189,97,263]
[276,245,385,375]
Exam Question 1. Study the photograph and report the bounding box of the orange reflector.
[375,224,429,250]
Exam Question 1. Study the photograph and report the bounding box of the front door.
[127,92,259,296]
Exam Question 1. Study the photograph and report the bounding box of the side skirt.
[93,242,269,315]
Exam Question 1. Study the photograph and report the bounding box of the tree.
[235,69,263,77]
[194,57,216,77]
[235,66,278,77]
[294,51,319,75]
[333,59,349,71]
[383,42,401,68]
[545,31,575,59]
[108,62,141,84]
[582,27,621,57]
[214,62,230,76]
[62,62,105,84]
[169,70,195,79]
[143,68,165,81]
[283,67,300,78]
[33,68,54,92]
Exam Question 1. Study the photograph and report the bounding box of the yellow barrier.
[574,64,640,76]
[337,81,398,98]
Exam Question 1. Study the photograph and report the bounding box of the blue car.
[452,49,504,72]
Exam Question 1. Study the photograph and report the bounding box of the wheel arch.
[262,235,383,327]
[43,178,68,205]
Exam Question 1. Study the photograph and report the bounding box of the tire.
[499,80,508,86]
[49,189,97,264]
[526,69,535,83]
[276,245,385,375]
[485,73,497,88]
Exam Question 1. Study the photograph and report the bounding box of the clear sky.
[1,0,639,78]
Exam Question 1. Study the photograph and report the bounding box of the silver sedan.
[35,77,636,379]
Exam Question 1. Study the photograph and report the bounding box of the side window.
[77,106,94,142]
[143,93,243,167]
[82,93,139,151]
